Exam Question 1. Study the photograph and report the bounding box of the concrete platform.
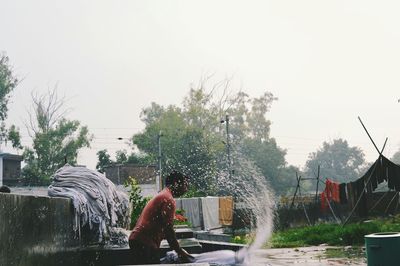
[199,240,246,252]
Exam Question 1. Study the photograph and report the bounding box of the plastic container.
[365,232,400,266]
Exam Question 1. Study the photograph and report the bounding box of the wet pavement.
[125,246,367,266]
[250,246,366,266]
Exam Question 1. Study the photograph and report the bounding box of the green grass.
[269,215,400,248]
[325,247,365,259]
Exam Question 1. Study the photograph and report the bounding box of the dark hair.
[0,185,11,193]
[165,171,188,187]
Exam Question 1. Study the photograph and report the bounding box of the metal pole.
[158,131,162,191]
[358,116,380,155]
[225,115,231,178]
[290,172,301,209]
[315,165,320,203]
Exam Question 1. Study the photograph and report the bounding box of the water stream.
[213,149,276,265]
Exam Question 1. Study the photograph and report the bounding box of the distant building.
[0,153,23,186]
[104,164,158,197]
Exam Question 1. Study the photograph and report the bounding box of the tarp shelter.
[347,155,400,217]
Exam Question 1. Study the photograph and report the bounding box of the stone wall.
[0,193,79,266]
[105,164,156,185]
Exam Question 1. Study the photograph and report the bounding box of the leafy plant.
[231,234,251,244]
[124,176,151,229]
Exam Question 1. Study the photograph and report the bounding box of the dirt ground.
[250,246,366,266]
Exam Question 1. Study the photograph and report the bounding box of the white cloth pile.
[48,165,129,242]
[160,249,245,265]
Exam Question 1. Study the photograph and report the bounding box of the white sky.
[1,0,400,170]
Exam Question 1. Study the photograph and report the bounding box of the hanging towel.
[320,191,328,211]
[320,179,341,211]
[219,196,233,226]
[201,197,220,230]
[181,197,203,230]
[330,181,340,203]
[175,198,182,210]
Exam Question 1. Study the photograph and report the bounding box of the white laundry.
[48,165,129,242]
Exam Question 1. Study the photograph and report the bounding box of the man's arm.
[162,199,192,261]
[164,226,192,262]
[164,224,181,253]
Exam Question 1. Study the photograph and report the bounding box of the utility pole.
[221,115,232,178]
[226,115,231,178]
[157,131,163,191]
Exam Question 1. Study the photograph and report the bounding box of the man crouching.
[129,171,192,264]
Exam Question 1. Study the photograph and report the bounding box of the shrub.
[124,176,152,229]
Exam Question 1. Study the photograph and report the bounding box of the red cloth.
[320,179,341,211]
[320,191,328,211]
[129,188,175,249]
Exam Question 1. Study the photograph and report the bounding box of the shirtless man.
[128,171,192,264]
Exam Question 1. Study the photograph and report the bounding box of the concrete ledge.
[0,193,78,266]
[194,231,232,242]
[198,240,246,252]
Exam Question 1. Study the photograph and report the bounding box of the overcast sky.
[1,0,400,171]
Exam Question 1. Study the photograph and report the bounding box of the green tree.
[96,149,113,173]
[132,81,296,195]
[95,149,154,174]
[115,149,128,164]
[0,53,18,122]
[304,138,366,183]
[240,138,298,195]
[22,89,92,184]
[0,53,23,148]
[391,150,400,165]
[7,125,22,149]
[125,152,154,165]
[133,106,223,195]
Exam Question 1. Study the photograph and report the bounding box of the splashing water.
[156,135,276,265]
[215,149,276,265]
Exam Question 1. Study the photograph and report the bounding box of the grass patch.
[269,215,400,248]
[325,247,365,259]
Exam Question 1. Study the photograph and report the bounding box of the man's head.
[165,171,189,197]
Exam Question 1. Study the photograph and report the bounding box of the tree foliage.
[391,150,400,165]
[7,125,22,149]
[0,53,22,148]
[240,138,299,194]
[22,89,92,184]
[0,53,18,122]
[304,138,366,183]
[96,149,113,173]
[133,105,222,195]
[132,80,296,195]
[96,149,154,174]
